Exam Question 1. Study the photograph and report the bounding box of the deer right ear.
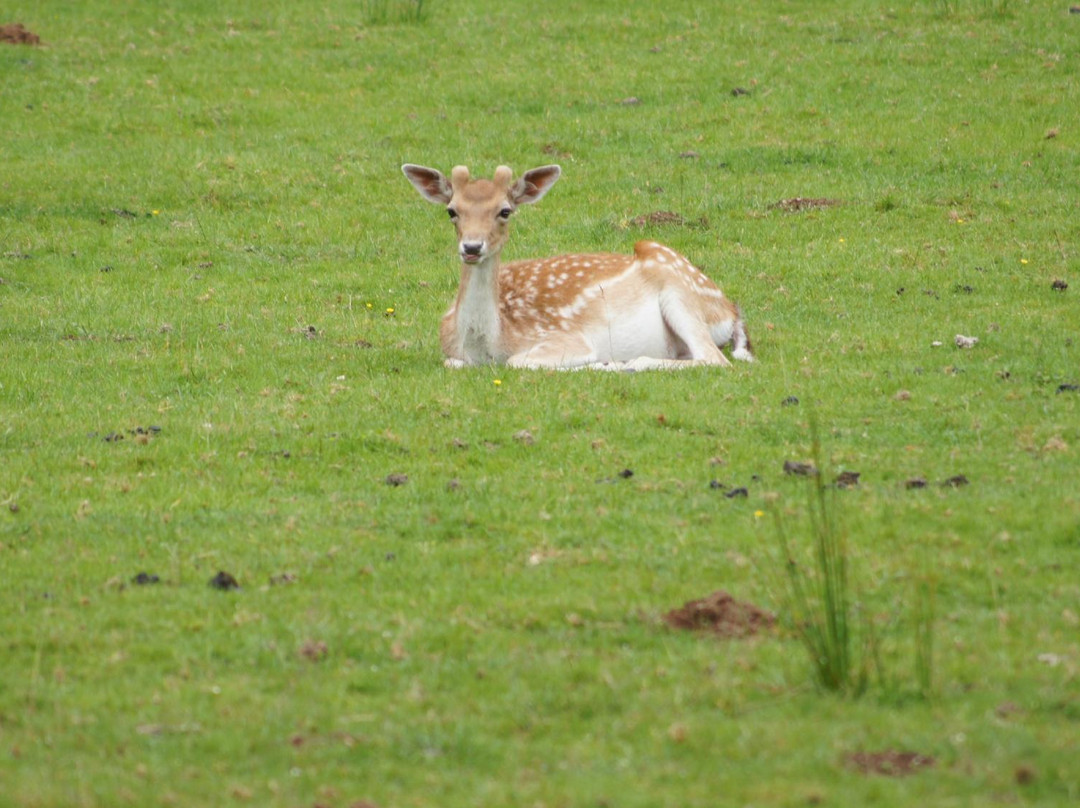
[402,164,453,205]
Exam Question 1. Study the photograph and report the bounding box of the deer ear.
[402,164,453,204]
[510,165,561,206]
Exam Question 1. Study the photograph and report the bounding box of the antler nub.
[450,165,471,194]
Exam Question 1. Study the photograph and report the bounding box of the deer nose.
[461,241,484,257]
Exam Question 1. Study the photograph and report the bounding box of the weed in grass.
[361,0,429,26]
[773,445,863,695]
[771,430,938,700]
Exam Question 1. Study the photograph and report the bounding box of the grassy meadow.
[2,0,1078,805]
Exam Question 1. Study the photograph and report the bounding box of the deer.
[401,163,754,371]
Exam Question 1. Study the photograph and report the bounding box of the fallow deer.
[401,163,754,370]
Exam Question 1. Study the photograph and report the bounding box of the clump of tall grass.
[770,431,937,699]
[361,0,430,26]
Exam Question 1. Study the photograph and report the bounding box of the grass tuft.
[361,0,430,26]
[771,425,939,700]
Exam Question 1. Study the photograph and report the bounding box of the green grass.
[2,0,1079,805]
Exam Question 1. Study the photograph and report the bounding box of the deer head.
[401,164,562,265]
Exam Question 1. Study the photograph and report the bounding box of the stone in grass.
[209,570,240,590]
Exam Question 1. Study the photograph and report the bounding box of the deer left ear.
[510,165,561,207]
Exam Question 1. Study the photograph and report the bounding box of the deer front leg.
[506,334,620,370]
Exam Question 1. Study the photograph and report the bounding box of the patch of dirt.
[905,477,928,490]
[131,572,160,585]
[664,591,776,638]
[1015,764,1037,785]
[783,460,817,477]
[298,639,329,662]
[630,210,685,227]
[710,481,749,498]
[1051,279,1068,291]
[845,750,935,777]
[0,23,40,45]
[941,474,969,488]
[773,197,842,213]
[1057,383,1079,394]
[209,570,240,590]
[101,426,162,443]
[834,470,860,489]
[541,143,573,159]
[384,473,409,486]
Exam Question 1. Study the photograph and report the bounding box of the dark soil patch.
[905,477,928,490]
[664,591,776,638]
[630,211,685,227]
[1057,383,1079,394]
[384,473,409,486]
[783,460,817,477]
[834,470,860,489]
[1051,279,1068,291]
[846,750,935,777]
[209,570,240,590]
[131,572,160,585]
[773,197,841,213]
[709,483,748,498]
[941,474,969,488]
[1,23,40,45]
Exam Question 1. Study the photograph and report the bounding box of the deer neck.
[454,254,507,364]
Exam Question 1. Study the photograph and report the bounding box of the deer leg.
[506,334,620,370]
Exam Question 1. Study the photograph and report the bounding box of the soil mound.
[664,590,775,638]
[1,23,40,44]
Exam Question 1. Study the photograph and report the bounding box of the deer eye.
[497,208,513,220]
[446,208,458,220]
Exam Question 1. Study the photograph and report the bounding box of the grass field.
[2,1,1078,805]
